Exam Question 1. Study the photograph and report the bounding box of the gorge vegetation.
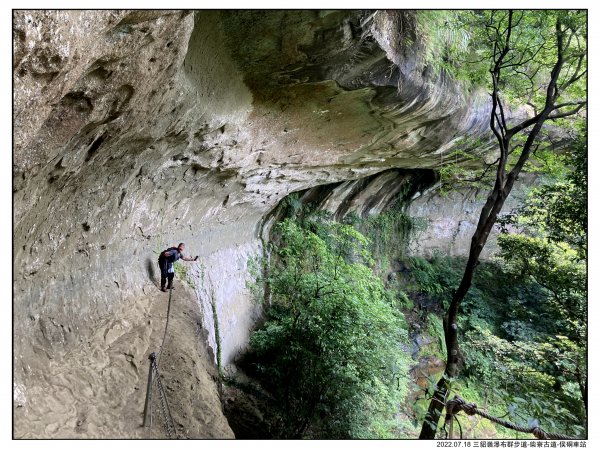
[232,9,587,440]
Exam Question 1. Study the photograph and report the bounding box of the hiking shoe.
[161,288,167,292]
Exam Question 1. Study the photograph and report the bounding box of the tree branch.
[552,100,587,110]
[506,113,542,138]
[462,157,500,183]
[547,103,586,120]
[500,40,546,69]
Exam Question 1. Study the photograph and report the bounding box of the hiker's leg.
[158,258,167,290]
[167,273,174,290]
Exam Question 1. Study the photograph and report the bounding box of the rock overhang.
[13,10,510,437]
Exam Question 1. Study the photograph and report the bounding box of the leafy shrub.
[248,218,411,438]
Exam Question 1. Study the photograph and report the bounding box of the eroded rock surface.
[14,278,233,438]
[14,10,503,437]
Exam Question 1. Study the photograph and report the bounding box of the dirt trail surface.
[13,281,234,439]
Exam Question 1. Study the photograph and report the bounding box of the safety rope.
[149,352,177,438]
[157,287,174,368]
[445,395,580,440]
[143,286,179,438]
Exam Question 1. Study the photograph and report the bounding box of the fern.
[415,11,472,78]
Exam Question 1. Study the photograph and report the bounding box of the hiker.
[157,243,198,292]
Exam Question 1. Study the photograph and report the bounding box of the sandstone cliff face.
[14,10,497,437]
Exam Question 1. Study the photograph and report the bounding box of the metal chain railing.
[144,352,177,438]
[445,394,580,440]
[157,287,174,368]
[151,353,177,438]
[142,287,179,439]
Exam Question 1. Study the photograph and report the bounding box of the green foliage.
[396,252,586,437]
[499,136,587,259]
[497,235,585,314]
[405,256,448,296]
[411,9,587,439]
[411,10,586,104]
[462,323,585,437]
[478,137,587,437]
[414,9,587,217]
[421,314,445,360]
[246,254,267,302]
[414,11,474,82]
[493,216,587,436]
[438,146,491,194]
[248,217,411,438]
[496,135,587,343]
[465,262,585,436]
[524,146,571,179]
[173,261,195,289]
[350,208,426,265]
[279,192,305,220]
[464,11,586,106]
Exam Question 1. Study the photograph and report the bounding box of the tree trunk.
[417,11,584,439]
[419,217,493,438]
